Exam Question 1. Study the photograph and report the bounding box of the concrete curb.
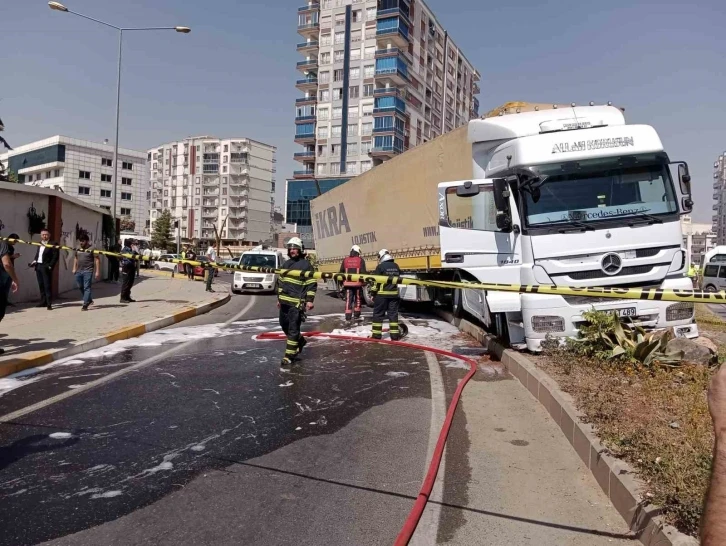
[435,309,699,546]
[0,292,231,379]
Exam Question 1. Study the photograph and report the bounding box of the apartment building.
[288,0,481,248]
[714,152,726,245]
[0,135,148,234]
[681,215,716,266]
[148,137,276,245]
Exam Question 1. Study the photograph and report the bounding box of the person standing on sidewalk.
[186,247,197,281]
[30,228,59,310]
[73,234,100,311]
[0,234,20,355]
[205,243,217,292]
[120,238,138,303]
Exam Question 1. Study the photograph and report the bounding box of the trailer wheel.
[362,284,374,307]
[452,276,464,318]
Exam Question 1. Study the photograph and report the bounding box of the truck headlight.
[531,316,565,333]
[666,302,693,321]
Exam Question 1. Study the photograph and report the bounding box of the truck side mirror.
[456,180,480,197]
[492,179,513,232]
[678,163,691,195]
[682,196,693,213]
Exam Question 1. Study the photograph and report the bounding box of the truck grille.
[562,283,663,305]
[566,264,656,281]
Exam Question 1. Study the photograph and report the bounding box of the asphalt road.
[0,288,447,546]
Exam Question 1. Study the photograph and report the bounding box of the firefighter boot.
[297,335,308,355]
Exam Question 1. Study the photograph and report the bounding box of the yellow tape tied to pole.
[0,237,720,304]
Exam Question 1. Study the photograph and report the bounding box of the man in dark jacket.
[30,228,59,310]
[371,249,401,341]
[277,237,316,367]
[339,244,367,321]
[120,238,138,303]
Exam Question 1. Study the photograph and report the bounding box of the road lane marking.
[0,296,258,424]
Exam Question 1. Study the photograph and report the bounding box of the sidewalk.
[0,271,230,374]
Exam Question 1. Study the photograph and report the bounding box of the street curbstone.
[434,308,699,546]
[0,292,230,379]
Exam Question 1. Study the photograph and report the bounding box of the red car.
[192,256,219,278]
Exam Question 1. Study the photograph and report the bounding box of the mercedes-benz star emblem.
[601,253,623,276]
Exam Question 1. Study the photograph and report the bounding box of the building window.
[332,106,342,119]
[122,177,132,185]
[164,190,169,197]
[54,169,61,177]
[101,189,112,198]
[349,86,360,99]
[347,143,358,156]
[349,67,360,80]
[348,124,359,136]
[334,69,344,82]
[319,71,330,83]
[223,155,228,163]
[320,33,331,46]
[364,64,374,78]
[223,177,228,184]
[320,51,331,64]
[363,84,374,97]
[361,140,372,153]
[334,31,345,44]
[45,171,51,179]
[364,46,375,60]
[350,48,361,61]
[361,160,372,172]
[223,166,228,173]
[352,9,362,22]
[362,122,373,135]
[318,107,329,121]
[79,170,91,179]
[195,198,200,205]
[350,30,361,43]
[121,192,132,201]
[331,144,340,156]
[346,162,359,174]
[222,187,227,195]
[335,13,345,25]
[101,158,113,167]
[362,103,373,116]
[331,163,341,175]
[317,163,327,175]
[195,177,200,184]
[334,50,345,63]
[101,174,112,182]
[348,105,359,118]
[366,7,376,20]
[122,161,132,170]
[224,144,228,152]
[78,186,91,195]
[319,89,330,102]
[332,125,342,137]
[318,126,329,138]
[121,207,132,215]
[222,198,227,205]
[333,88,343,100]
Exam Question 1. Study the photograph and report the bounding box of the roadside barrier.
[2,236,723,304]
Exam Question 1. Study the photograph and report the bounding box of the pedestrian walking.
[339,244,366,321]
[72,234,100,311]
[186,247,196,281]
[0,234,21,355]
[30,228,59,310]
[120,238,138,303]
[205,243,217,292]
[277,237,316,367]
[370,249,401,341]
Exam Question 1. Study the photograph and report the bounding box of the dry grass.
[534,349,715,536]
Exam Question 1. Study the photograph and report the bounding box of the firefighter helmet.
[378,249,392,262]
[351,245,362,254]
[287,237,304,250]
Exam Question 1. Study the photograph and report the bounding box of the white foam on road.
[91,490,123,499]
[386,371,410,378]
[48,432,73,439]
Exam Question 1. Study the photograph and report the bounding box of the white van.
[702,263,726,293]
[232,246,284,294]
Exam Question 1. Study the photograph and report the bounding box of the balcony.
[715,180,722,190]
[297,40,319,54]
[294,151,316,162]
[294,131,316,144]
[374,87,402,98]
[296,96,317,105]
[298,3,319,13]
[295,77,318,91]
[715,191,722,199]
[376,19,410,48]
[229,210,248,220]
[373,96,407,117]
[229,165,248,176]
[296,59,318,72]
[377,7,411,28]
[293,170,316,179]
[203,178,219,186]
[202,211,217,219]
[295,114,317,124]
[375,62,409,85]
[373,125,406,137]
[473,82,481,94]
[297,20,320,37]
[369,145,403,159]
[375,47,412,65]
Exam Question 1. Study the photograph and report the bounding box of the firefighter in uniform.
[370,249,401,340]
[339,244,367,321]
[277,237,317,367]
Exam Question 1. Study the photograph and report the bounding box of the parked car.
[154,253,179,273]
[192,256,219,278]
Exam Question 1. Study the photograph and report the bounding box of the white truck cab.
[438,105,698,350]
[232,246,284,295]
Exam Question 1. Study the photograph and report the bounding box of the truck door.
[438,179,522,323]
[439,179,522,277]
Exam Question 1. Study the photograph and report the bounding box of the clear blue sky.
[3,0,725,222]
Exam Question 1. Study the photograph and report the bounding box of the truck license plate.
[245,283,262,289]
[614,307,636,317]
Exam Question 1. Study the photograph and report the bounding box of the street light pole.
[48,2,190,234]
[112,29,123,223]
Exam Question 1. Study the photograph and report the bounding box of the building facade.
[288,0,480,247]
[714,152,726,245]
[682,215,716,267]
[0,135,148,234]
[148,137,276,245]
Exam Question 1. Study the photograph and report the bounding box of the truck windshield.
[241,254,277,268]
[521,155,678,228]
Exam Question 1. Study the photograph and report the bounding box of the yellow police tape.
[1,236,722,304]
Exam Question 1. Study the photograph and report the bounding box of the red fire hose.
[256,330,479,545]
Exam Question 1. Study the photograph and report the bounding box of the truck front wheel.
[452,282,464,318]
